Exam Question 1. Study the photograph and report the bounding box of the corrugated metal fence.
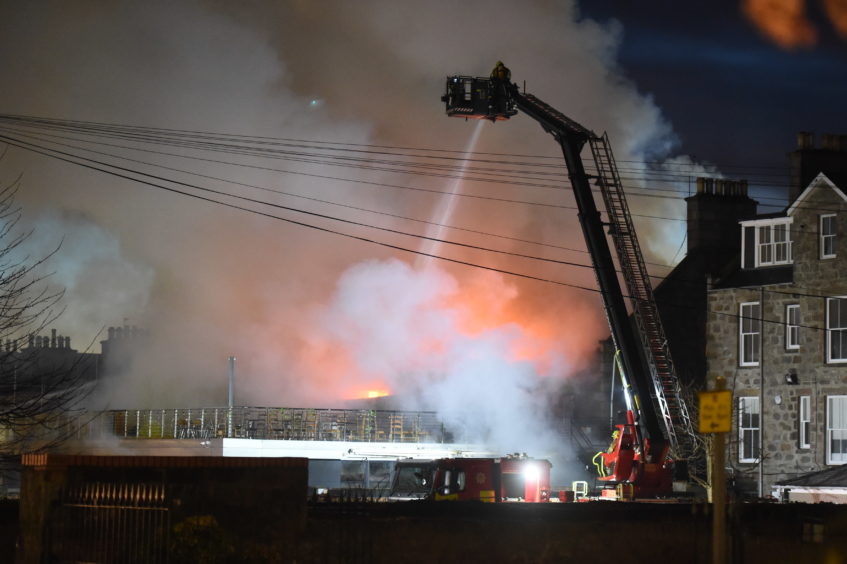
[48,481,169,563]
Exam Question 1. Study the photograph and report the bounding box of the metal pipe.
[759,288,764,498]
[228,356,236,408]
[227,356,236,438]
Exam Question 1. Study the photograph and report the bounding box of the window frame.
[799,395,811,449]
[827,396,847,465]
[785,304,800,351]
[820,214,836,260]
[741,218,793,268]
[739,301,761,367]
[826,297,847,364]
[739,396,760,463]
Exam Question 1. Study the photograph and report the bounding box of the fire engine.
[441,66,697,499]
[389,455,551,502]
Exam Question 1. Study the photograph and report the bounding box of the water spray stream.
[415,120,486,268]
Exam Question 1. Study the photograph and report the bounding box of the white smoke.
[13,208,154,347]
[0,1,711,467]
[312,258,563,456]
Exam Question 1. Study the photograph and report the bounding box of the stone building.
[706,172,847,497]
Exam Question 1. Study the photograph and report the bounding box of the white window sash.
[749,220,793,267]
[739,397,760,463]
[821,214,836,260]
[827,297,847,364]
[786,304,800,350]
[739,302,761,367]
[827,396,847,464]
[800,395,810,449]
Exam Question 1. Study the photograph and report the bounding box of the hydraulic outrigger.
[442,67,695,497]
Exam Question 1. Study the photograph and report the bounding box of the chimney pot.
[822,133,836,150]
[797,131,815,149]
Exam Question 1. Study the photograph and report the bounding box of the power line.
[0,114,799,196]
[0,133,842,333]
[0,123,696,222]
[0,133,602,271]
[5,120,844,236]
[0,113,797,173]
[0,134,604,293]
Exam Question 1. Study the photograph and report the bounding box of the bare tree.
[0,179,95,478]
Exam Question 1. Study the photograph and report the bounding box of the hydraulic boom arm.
[442,69,695,495]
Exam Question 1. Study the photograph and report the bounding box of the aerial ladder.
[441,66,695,497]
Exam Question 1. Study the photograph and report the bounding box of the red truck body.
[431,456,551,502]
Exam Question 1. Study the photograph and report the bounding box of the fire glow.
[305,257,604,419]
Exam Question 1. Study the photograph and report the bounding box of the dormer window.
[741,218,793,268]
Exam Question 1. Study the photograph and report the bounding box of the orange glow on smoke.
[742,0,816,48]
[294,262,605,406]
[824,0,847,37]
[444,270,599,377]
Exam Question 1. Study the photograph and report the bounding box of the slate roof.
[711,264,793,290]
[775,465,847,488]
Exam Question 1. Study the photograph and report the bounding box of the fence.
[48,482,169,563]
[57,406,448,443]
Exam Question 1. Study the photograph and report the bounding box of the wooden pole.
[713,375,727,564]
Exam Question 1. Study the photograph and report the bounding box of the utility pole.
[699,375,731,564]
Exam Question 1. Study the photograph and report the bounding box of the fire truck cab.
[432,455,551,503]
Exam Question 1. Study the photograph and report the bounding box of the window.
[742,218,793,268]
[439,468,466,495]
[799,395,811,449]
[739,302,761,366]
[827,297,847,363]
[758,225,772,264]
[827,396,847,464]
[757,221,792,266]
[739,397,760,463]
[821,214,836,259]
[786,304,800,350]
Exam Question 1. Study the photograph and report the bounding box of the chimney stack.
[789,131,847,203]
[686,177,757,275]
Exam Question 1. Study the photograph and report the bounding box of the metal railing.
[57,406,449,443]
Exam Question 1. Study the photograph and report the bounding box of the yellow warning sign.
[698,389,732,434]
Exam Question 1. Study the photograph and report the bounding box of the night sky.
[580,0,847,180]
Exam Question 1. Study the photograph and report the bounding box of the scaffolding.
[56,406,446,444]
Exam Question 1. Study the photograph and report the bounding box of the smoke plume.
[0,1,701,458]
